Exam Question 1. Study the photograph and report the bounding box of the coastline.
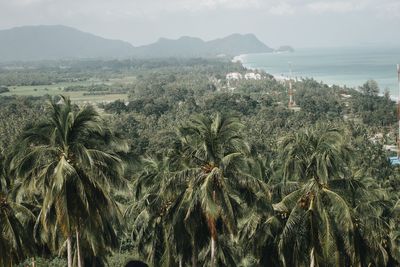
[232,51,400,101]
[233,53,304,83]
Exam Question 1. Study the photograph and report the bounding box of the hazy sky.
[0,0,399,48]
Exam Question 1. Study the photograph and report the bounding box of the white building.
[244,72,262,80]
[226,72,243,80]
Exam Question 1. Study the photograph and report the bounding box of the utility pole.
[397,64,400,158]
[288,62,295,108]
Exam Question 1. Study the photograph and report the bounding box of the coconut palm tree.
[0,189,34,266]
[125,154,175,266]
[166,114,267,266]
[332,173,399,267]
[13,96,125,267]
[238,181,280,266]
[0,153,13,191]
[276,123,356,266]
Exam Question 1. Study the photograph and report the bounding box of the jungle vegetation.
[0,58,399,267]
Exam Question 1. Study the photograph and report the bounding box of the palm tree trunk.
[310,248,315,267]
[210,190,217,267]
[76,228,82,267]
[179,257,183,267]
[211,236,216,267]
[32,257,35,267]
[192,236,198,267]
[309,196,318,267]
[67,235,72,267]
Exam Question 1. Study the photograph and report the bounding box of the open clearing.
[0,78,133,103]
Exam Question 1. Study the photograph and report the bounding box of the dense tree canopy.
[0,58,398,267]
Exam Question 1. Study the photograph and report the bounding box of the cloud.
[305,0,400,20]
[269,2,295,15]
[377,1,400,18]
[179,0,262,10]
[7,0,45,5]
[1,0,265,17]
[3,0,398,18]
[307,1,360,13]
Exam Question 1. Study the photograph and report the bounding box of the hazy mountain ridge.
[0,25,135,61]
[0,25,276,61]
[133,33,274,57]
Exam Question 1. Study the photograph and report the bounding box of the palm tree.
[0,153,12,191]
[276,123,355,266]
[125,154,176,266]
[0,152,35,267]
[238,189,278,266]
[0,190,34,266]
[13,96,125,267]
[167,114,267,266]
[127,152,198,266]
[331,173,399,266]
[280,123,351,185]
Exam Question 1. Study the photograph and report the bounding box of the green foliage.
[0,86,9,93]
[12,96,126,266]
[0,59,399,266]
[107,253,142,267]
[360,79,380,96]
[295,83,343,120]
[0,96,43,152]
[17,257,67,267]
[352,90,397,126]
[0,191,35,266]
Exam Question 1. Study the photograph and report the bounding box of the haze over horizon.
[1,0,399,48]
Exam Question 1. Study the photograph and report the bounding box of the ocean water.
[236,46,400,99]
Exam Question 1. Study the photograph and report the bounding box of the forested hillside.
[0,58,399,267]
[0,25,274,61]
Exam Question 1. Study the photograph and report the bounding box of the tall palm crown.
[125,154,177,266]
[178,114,248,168]
[177,114,248,232]
[275,124,355,266]
[281,123,350,184]
[169,114,266,266]
[0,190,34,267]
[13,96,125,265]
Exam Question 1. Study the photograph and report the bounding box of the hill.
[0,25,134,61]
[133,33,273,58]
[0,25,276,61]
[207,33,274,55]
[275,45,295,52]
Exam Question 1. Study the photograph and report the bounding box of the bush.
[0,86,9,94]
[18,257,67,267]
[107,252,144,267]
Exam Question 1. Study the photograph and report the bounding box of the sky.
[0,0,399,48]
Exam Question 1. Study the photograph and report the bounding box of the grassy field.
[1,77,133,103]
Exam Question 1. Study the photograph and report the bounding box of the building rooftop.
[389,156,400,165]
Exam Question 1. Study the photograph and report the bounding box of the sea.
[235,46,400,99]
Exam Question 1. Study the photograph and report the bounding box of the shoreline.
[233,54,322,84]
[232,53,399,101]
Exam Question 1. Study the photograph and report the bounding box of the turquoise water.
[237,46,400,98]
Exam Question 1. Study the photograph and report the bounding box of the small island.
[274,45,295,53]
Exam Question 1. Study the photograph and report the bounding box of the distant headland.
[0,25,292,62]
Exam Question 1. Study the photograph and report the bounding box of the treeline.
[64,84,131,96]
[0,58,243,86]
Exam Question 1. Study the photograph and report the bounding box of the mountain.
[132,33,274,58]
[132,36,207,58]
[0,25,134,61]
[207,33,273,55]
[0,25,277,61]
[275,45,295,53]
